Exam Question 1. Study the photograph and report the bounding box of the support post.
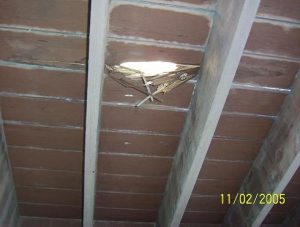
[83,0,110,226]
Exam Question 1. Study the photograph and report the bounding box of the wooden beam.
[223,74,300,227]
[157,0,260,226]
[83,0,109,226]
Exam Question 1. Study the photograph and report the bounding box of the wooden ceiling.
[0,0,299,226]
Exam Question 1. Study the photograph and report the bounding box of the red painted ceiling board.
[186,196,229,212]
[98,153,172,177]
[4,124,83,150]
[101,106,186,134]
[16,187,82,206]
[224,89,286,116]
[110,5,210,45]
[261,225,283,227]
[0,31,86,69]
[0,0,88,32]
[182,212,224,224]
[215,115,273,140]
[180,224,222,227]
[193,179,242,195]
[12,168,82,189]
[22,218,52,227]
[45,219,81,227]
[246,22,300,58]
[100,131,179,157]
[283,183,300,197]
[97,174,166,194]
[259,0,300,21]
[263,211,287,224]
[206,138,262,161]
[0,66,86,100]
[95,221,154,227]
[234,56,299,88]
[9,147,82,171]
[95,192,162,210]
[106,42,203,65]
[94,208,156,222]
[19,203,82,219]
[198,160,252,180]
[1,96,84,127]
[290,167,300,184]
[22,217,82,227]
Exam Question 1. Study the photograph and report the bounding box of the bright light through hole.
[120,61,177,76]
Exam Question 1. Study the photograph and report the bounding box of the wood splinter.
[105,64,200,107]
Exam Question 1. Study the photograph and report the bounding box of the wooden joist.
[157,0,261,226]
[223,74,300,227]
[83,0,110,226]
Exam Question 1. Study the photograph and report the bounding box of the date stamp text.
[220,193,286,205]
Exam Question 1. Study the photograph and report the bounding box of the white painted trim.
[83,0,110,226]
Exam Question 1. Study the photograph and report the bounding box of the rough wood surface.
[157,0,260,226]
[223,74,300,226]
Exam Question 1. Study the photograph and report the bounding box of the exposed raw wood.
[83,0,109,226]
[223,75,300,227]
[157,0,260,226]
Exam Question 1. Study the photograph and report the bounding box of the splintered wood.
[105,64,199,107]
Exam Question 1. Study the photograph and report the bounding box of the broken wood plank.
[157,0,261,226]
[223,74,300,227]
[83,0,109,226]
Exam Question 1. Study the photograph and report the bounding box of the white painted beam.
[223,74,300,227]
[83,0,110,226]
[157,0,260,226]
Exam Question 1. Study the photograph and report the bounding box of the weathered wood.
[223,74,300,227]
[157,0,260,226]
[83,0,109,226]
